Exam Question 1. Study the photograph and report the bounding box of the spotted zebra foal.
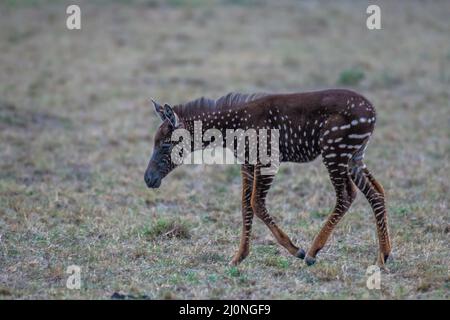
[144,89,391,267]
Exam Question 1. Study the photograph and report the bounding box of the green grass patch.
[226,266,241,277]
[254,245,279,256]
[264,256,291,269]
[337,67,365,86]
[310,209,329,220]
[139,218,190,240]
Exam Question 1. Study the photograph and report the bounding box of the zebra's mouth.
[147,178,161,188]
[144,172,162,188]
[147,178,161,189]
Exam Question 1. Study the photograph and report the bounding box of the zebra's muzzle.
[144,171,162,188]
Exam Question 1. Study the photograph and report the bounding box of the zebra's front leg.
[230,165,255,266]
[251,165,305,259]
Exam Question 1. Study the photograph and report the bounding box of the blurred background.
[0,0,449,299]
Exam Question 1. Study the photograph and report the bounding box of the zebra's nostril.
[144,173,151,186]
[145,171,161,188]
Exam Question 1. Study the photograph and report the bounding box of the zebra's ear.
[163,103,179,128]
[151,99,166,121]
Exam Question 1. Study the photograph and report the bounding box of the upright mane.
[175,92,268,120]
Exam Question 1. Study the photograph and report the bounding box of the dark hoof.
[377,252,393,266]
[296,249,306,260]
[305,256,316,266]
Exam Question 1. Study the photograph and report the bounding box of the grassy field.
[0,0,449,299]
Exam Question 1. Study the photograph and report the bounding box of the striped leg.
[230,165,255,265]
[251,165,305,259]
[350,161,391,268]
[305,157,357,266]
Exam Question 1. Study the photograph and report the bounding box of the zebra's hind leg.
[349,159,391,268]
[305,156,357,266]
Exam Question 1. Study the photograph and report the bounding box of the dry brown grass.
[0,0,449,299]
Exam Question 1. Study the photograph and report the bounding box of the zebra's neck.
[173,92,268,140]
[179,106,252,150]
